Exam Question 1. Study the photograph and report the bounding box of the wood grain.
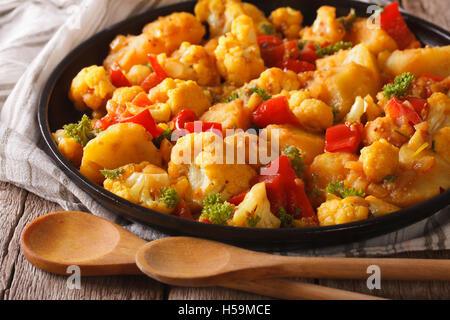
[0,0,449,300]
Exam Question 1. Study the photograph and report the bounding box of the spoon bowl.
[21,211,146,275]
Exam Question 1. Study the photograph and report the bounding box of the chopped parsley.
[282,145,305,178]
[154,128,173,147]
[338,8,357,30]
[221,92,240,103]
[261,23,275,35]
[315,41,353,57]
[431,140,436,153]
[246,214,261,228]
[297,41,306,50]
[382,72,415,99]
[326,181,365,198]
[101,168,124,180]
[159,187,180,208]
[200,193,233,225]
[278,206,293,228]
[383,175,397,183]
[248,87,271,101]
[393,129,411,139]
[311,188,324,198]
[63,114,100,147]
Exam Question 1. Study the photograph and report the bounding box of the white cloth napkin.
[0,0,448,257]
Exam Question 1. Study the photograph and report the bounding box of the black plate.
[38,0,450,250]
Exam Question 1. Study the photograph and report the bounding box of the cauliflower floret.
[290,98,334,133]
[360,139,399,183]
[214,15,265,86]
[80,123,161,184]
[426,92,450,135]
[168,132,256,205]
[200,98,251,131]
[157,42,220,86]
[310,152,359,191]
[300,6,345,44]
[223,131,276,170]
[433,127,450,163]
[363,116,414,147]
[142,12,205,53]
[365,195,400,217]
[269,7,303,39]
[103,162,177,214]
[105,86,144,116]
[68,65,115,111]
[148,78,211,121]
[246,67,301,95]
[230,182,281,228]
[317,196,369,226]
[126,64,152,86]
[52,129,83,167]
[104,12,205,73]
[195,0,271,37]
[103,34,166,73]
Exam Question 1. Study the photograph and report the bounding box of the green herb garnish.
[431,140,436,153]
[63,114,100,147]
[383,72,415,99]
[101,168,124,180]
[222,92,240,103]
[383,175,397,183]
[248,87,271,101]
[282,145,305,178]
[338,8,357,30]
[261,23,275,35]
[278,206,293,228]
[246,214,261,228]
[200,193,233,225]
[315,41,353,57]
[393,129,411,139]
[326,181,365,198]
[159,187,180,208]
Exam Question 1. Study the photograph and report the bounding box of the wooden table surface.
[1,0,449,300]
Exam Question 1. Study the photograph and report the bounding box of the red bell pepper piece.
[228,190,249,206]
[119,109,164,137]
[254,155,317,223]
[403,97,428,114]
[252,96,299,128]
[110,63,131,88]
[385,97,422,125]
[420,73,445,82]
[325,122,363,153]
[140,54,168,92]
[257,35,283,47]
[380,2,417,50]
[299,43,320,63]
[93,114,118,131]
[174,200,193,220]
[172,109,198,130]
[276,59,316,73]
[131,92,152,107]
[184,121,222,134]
[282,41,300,60]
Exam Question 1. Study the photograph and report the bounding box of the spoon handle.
[224,279,385,300]
[267,256,450,281]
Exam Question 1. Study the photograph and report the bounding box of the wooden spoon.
[21,211,381,300]
[136,236,450,286]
